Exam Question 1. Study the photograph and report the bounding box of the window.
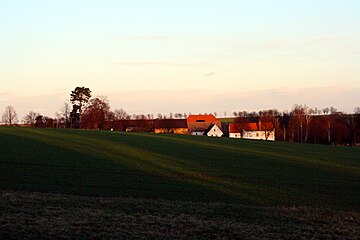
[196,120,205,122]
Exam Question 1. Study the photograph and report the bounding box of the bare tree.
[355,107,360,114]
[114,108,128,120]
[325,118,332,144]
[304,106,314,143]
[291,105,306,142]
[61,102,71,127]
[258,109,277,140]
[330,107,337,115]
[23,111,39,126]
[2,106,18,126]
[354,107,360,146]
[81,97,111,130]
[323,107,330,115]
[55,102,71,128]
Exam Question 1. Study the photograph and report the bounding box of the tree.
[59,101,71,128]
[55,109,68,128]
[70,87,92,128]
[354,108,360,145]
[2,106,18,126]
[303,106,314,143]
[34,115,45,127]
[259,109,280,140]
[114,109,128,120]
[81,97,111,130]
[291,105,306,142]
[70,105,80,128]
[23,111,39,126]
[355,107,360,114]
[325,116,333,144]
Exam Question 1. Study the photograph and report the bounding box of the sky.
[1,0,360,119]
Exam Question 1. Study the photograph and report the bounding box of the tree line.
[1,87,360,146]
[234,105,360,146]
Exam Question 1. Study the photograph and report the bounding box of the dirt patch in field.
[0,190,359,239]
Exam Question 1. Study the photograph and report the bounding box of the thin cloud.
[110,61,210,67]
[0,92,11,96]
[106,87,360,115]
[53,88,69,92]
[0,92,12,102]
[116,35,172,41]
[204,72,215,77]
[305,36,353,45]
[257,35,354,51]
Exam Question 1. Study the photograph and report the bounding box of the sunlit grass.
[0,126,359,209]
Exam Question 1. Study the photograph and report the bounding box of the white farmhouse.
[229,122,275,141]
[190,124,224,137]
[206,124,223,137]
[187,114,223,137]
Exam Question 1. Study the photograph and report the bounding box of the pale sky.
[1,0,360,118]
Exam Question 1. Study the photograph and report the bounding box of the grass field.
[0,127,359,238]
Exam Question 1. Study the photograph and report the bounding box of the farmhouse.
[205,124,223,137]
[154,119,188,134]
[229,121,275,141]
[187,114,223,137]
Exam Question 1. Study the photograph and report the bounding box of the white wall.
[243,130,275,141]
[229,133,241,138]
[191,131,204,136]
[229,130,275,141]
[207,125,223,137]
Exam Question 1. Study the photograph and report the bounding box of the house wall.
[243,130,275,141]
[191,131,205,136]
[154,128,188,134]
[229,133,241,138]
[229,130,275,141]
[207,125,223,137]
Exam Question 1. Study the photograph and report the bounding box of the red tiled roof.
[229,122,274,133]
[187,114,218,123]
[187,114,222,132]
[230,123,258,132]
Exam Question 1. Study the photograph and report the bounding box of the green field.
[0,127,359,238]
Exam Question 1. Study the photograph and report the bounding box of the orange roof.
[229,122,274,133]
[187,114,218,123]
[187,114,222,133]
[230,123,258,132]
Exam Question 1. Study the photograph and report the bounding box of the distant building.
[205,124,223,137]
[229,121,275,141]
[123,119,154,132]
[154,119,188,134]
[187,114,223,137]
